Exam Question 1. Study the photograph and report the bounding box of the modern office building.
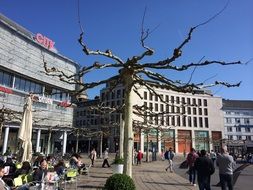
[0,13,81,155]
[76,82,224,154]
[222,99,253,154]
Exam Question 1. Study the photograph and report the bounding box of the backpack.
[164,151,169,160]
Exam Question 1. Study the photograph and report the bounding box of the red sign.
[58,101,71,108]
[35,33,55,49]
[0,86,13,94]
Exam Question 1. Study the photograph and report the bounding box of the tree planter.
[113,164,124,174]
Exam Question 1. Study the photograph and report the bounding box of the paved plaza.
[63,154,253,190]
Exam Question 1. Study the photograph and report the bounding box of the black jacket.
[194,156,215,177]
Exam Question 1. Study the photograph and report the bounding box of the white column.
[174,129,178,153]
[2,127,10,154]
[36,129,41,153]
[62,131,67,156]
[140,130,144,152]
[192,130,196,149]
[158,131,162,153]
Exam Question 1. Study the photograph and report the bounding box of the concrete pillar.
[158,130,161,153]
[36,129,41,153]
[174,129,178,153]
[140,130,144,153]
[2,127,10,154]
[62,131,67,156]
[192,130,196,149]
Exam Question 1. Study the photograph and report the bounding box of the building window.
[166,116,170,125]
[245,127,251,132]
[0,70,13,87]
[193,117,197,127]
[160,116,164,125]
[176,106,180,113]
[236,127,241,132]
[204,108,208,116]
[166,104,169,112]
[198,99,202,106]
[204,99,207,106]
[155,103,158,111]
[171,105,175,113]
[244,118,250,125]
[144,91,147,100]
[199,117,203,128]
[187,98,191,105]
[171,116,175,126]
[182,97,185,104]
[160,104,164,112]
[182,116,186,126]
[149,93,153,101]
[188,116,192,127]
[198,108,202,115]
[176,97,180,104]
[155,95,159,101]
[193,108,197,115]
[166,95,169,102]
[149,103,153,111]
[228,135,233,140]
[111,91,115,99]
[225,118,232,124]
[204,118,209,128]
[227,126,232,132]
[182,106,186,114]
[187,107,191,115]
[237,136,242,140]
[177,116,181,126]
[235,118,241,124]
[171,96,174,103]
[246,136,252,141]
[117,90,121,98]
[192,98,196,106]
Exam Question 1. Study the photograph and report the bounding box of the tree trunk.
[100,131,103,158]
[146,132,149,162]
[76,134,79,153]
[47,130,52,156]
[119,113,124,158]
[123,72,133,177]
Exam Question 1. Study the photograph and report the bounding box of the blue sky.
[0,0,252,100]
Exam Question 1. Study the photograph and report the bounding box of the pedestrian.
[102,148,110,168]
[186,148,199,186]
[210,150,217,164]
[90,148,97,167]
[137,150,143,165]
[165,147,175,172]
[133,149,138,165]
[216,146,236,190]
[0,160,11,190]
[195,149,215,190]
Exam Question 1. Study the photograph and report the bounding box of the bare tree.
[43,3,243,177]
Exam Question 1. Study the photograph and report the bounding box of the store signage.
[32,95,53,105]
[58,100,71,108]
[0,86,13,94]
[35,33,55,49]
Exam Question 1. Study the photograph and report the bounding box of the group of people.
[163,146,236,190]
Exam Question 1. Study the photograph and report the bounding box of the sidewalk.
[72,155,196,190]
[63,154,253,189]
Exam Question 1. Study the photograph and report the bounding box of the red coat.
[137,152,143,160]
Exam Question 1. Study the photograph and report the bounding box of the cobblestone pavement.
[63,154,253,190]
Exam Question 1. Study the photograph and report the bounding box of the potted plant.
[103,173,136,190]
[113,157,124,174]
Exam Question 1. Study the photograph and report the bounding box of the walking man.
[210,150,217,164]
[195,149,215,190]
[90,148,97,167]
[102,148,110,168]
[165,147,175,172]
[216,146,236,190]
[186,148,199,186]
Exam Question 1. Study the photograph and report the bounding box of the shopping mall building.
[0,13,81,155]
